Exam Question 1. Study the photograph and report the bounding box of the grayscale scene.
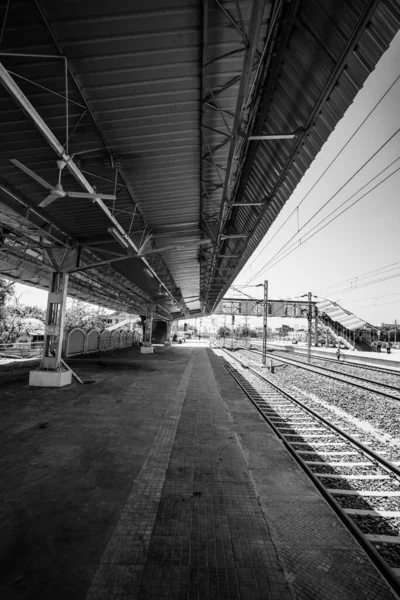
[1,1,400,599]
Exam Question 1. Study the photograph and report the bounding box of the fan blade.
[10,159,53,190]
[39,194,58,208]
[67,191,116,200]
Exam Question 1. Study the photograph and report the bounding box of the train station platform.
[265,341,400,371]
[0,343,397,599]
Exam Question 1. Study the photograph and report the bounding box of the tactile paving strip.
[85,354,195,600]
[134,349,292,599]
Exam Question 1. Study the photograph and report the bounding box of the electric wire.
[319,271,400,296]
[345,292,400,304]
[316,261,400,294]
[355,299,400,309]
[314,265,400,296]
[245,155,400,283]
[246,134,400,282]
[239,73,400,281]
[253,167,400,279]
[316,267,400,297]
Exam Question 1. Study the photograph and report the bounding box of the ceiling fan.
[10,158,116,208]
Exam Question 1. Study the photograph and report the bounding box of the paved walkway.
[87,349,291,599]
[1,344,398,599]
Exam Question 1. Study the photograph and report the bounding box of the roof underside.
[0,0,398,319]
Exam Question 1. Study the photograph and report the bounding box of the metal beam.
[203,0,268,305]
[211,0,383,315]
[247,133,298,140]
[0,63,187,314]
[66,255,132,273]
[230,202,264,206]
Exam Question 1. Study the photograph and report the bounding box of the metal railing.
[0,341,43,359]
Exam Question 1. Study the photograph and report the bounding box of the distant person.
[377,341,382,353]
[172,333,178,343]
[387,342,392,354]
[336,348,341,361]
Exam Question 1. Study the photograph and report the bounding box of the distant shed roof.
[316,298,377,331]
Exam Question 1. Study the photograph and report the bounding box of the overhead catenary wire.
[320,271,400,296]
[316,261,400,295]
[345,291,400,304]
[239,73,400,281]
[353,299,400,309]
[246,131,400,283]
[252,167,400,279]
[246,154,400,283]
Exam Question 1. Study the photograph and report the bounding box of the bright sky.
[232,31,400,327]
[13,32,400,327]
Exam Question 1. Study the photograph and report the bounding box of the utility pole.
[262,280,268,364]
[223,314,226,345]
[307,291,312,363]
[314,305,318,346]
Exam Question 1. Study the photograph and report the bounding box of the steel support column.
[41,271,69,370]
[141,310,154,353]
[29,270,71,387]
[314,306,319,347]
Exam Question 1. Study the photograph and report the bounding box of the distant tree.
[64,299,111,330]
[0,277,14,308]
[217,325,231,338]
[0,278,15,342]
[0,299,46,343]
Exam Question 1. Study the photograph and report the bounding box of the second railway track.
[214,346,400,595]
[243,346,400,401]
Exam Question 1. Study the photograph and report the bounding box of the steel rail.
[248,340,400,376]
[222,348,400,478]
[289,350,400,377]
[215,348,400,597]
[245,347,400,400]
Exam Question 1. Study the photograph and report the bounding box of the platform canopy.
[0,0,399,320]
[315,298,377,331]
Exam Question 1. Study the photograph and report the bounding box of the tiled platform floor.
[86,347,397,600]
[1,344,398,599]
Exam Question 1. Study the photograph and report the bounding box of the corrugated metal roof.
[0,0,205,317]
[0,0,398,320]
[202,0,400,312]
[316,298,375,331]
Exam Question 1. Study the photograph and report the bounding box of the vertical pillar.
[29,271,71,387]
[314,306,318,346]
[141,310,154,353]
[262,280,268,365]
[165,321,172,345]
[307,292,312,363]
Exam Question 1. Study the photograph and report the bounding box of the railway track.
[214,347,400,595]
[244,347,400,402]
[286,350,400,377]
